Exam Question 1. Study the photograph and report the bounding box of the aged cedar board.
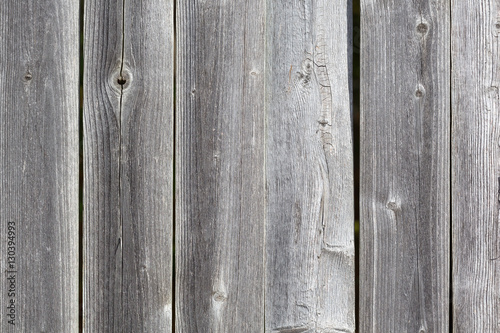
[83,0,174,331]
[360,0,450,331]
[0,0,79,331]
[452,0,500,331]
[175,0,266,331]
[265,0,355,332]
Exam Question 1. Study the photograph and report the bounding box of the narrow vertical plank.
[360,0,450,332]
[265,1,355,332]
[0,0,79,331]
[83,0,174,331]
[452,1,500,331]
[176,1,266,331]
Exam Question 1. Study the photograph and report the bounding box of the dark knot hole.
[117,77,127,85]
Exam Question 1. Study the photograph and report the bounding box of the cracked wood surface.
[83,0,174,331]
[177,0,353,331]
[265,0,354,332]
[360,0,450,331]
[452,1,500,331]
[0,1,79,331]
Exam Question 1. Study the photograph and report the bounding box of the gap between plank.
[79,0,85,331]
[172,0,177,331]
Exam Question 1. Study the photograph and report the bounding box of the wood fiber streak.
[0,0,79,331]
[360,0,450,331]
[265,1,354,332]
[83,0,174,331]
[452,1,500,331]
[175,0,266,331]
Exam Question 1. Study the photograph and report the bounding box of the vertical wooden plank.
[452,1,500,331]
[83,0,174,331]
[176,1,266,331]
[265,1,355,332]
[0,0,79,331]
[360,0,450,332]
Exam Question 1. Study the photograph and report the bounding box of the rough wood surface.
[452,1,500,331]
[0,0,79,331]
[265,1,355,332]
[83,0,174,331]
[175,1,266,331]
[360,1,450,332]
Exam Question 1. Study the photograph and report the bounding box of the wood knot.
[117,76,126,85]
[250,69,260,76]
[415,84,426,98]
[302,58,313,75]
[386,201,399,211]
[112,67,132,90]
[417,23,428,34]
[213,291,227,302]
[494,20,500,36]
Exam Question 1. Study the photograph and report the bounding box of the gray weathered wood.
[360,1,450,331]
[265,1,355,332]
[83,0,174,331]
[0,1,79,331]
[175,1,266,331]
[451,1,500,331]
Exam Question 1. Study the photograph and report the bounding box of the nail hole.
[24,73,32,81]
[117,77,126,85]
[415,90,424,98]
[496,23,500,29]
[417,23,428,34]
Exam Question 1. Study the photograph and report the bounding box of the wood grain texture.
[0,0,79,331]
[83,0,174,331]
[265,1,355,332]
[175,1,266,331]
[360,0,450,332]
[452,1,500,331]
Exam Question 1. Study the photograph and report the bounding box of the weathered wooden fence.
[0,0,498,332]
